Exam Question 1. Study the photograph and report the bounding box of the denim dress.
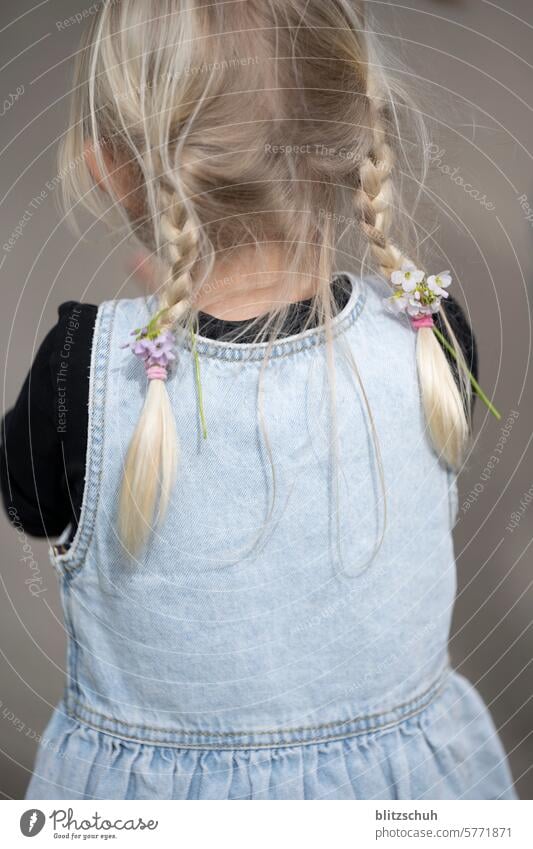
[26,274,516,800]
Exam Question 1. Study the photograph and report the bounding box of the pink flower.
[124,328,177,370]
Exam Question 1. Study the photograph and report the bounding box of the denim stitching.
[50,301,117,575]
[174,274,367,362]
[65,670,448,750]
[68,668,445,735]
[59,579,82,709]
[65,666,448,746]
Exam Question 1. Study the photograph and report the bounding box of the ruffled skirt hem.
[26,672,516,800]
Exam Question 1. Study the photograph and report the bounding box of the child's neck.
[195,246,320,321]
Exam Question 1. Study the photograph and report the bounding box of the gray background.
[0,0,532,799]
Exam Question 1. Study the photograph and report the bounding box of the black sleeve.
[434,294,478,415]
[0,302,97,538]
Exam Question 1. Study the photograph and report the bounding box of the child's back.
[4,0,515,799]
[23,276,513,799]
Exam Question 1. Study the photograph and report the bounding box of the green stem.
[190,323,208,439]
[432,325,501,420]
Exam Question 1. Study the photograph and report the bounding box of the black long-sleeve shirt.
[0,277,477,539]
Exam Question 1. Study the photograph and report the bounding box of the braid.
[356,98,401,276]
[158,189,199,328]
[356,88,470,468]
[118,186,200,554]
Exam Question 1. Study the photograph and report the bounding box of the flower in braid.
[357,86,473,468]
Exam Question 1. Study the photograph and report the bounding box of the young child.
[1,0,516,800]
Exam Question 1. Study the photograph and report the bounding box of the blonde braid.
[356,92,470,468]
[158,189,199,326]
[357,137,398,276]
[118,188,200,555]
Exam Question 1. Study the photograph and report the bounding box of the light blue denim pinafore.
[26,274,516,799]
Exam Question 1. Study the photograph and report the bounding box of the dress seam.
[168,272,368,362]
[49,301,116,574]
[64,666,450,750]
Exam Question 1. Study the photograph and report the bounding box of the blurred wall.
[0,0,531,799]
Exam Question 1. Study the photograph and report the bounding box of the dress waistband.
[65,667,450,751]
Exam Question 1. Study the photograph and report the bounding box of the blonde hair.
[60,0,471,554]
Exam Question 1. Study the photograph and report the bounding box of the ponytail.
[416,325,470,468]
[119,378,178,554]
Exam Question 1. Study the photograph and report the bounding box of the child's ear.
[84,140,110,192]
[84,140,140,211]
